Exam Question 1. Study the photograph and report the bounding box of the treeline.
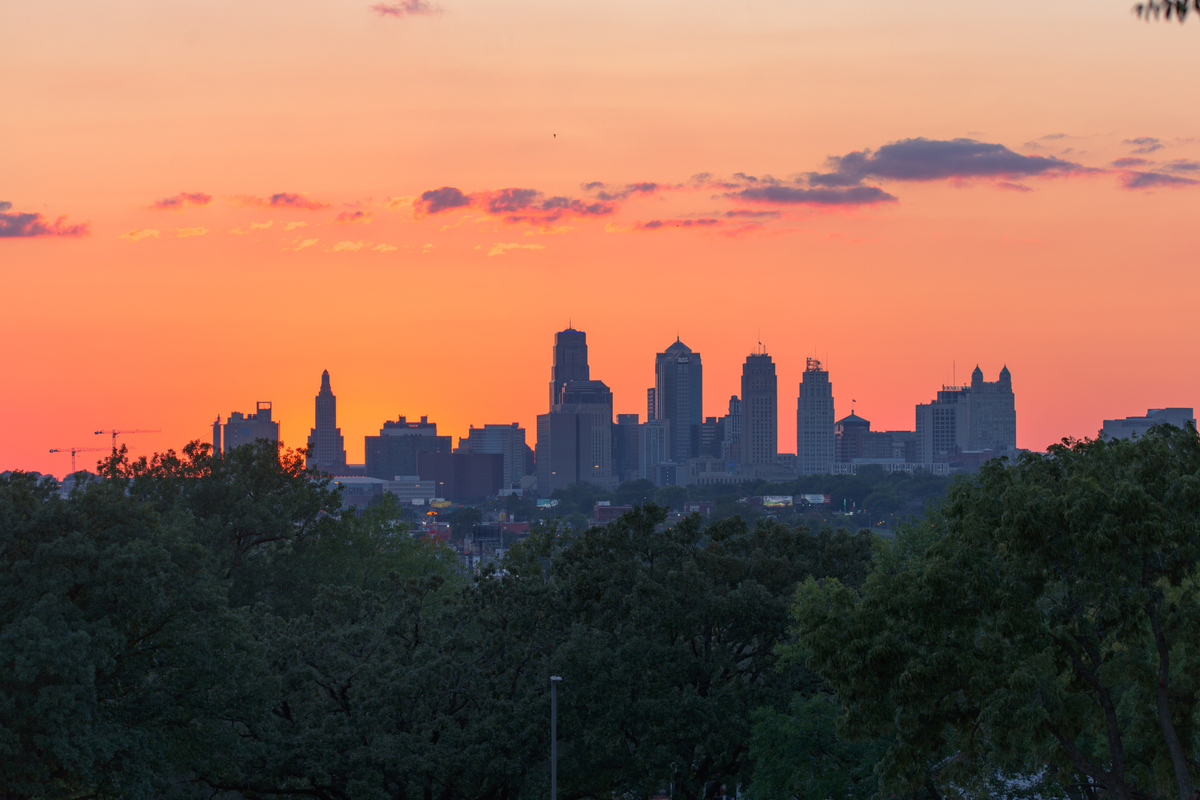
[5,426,1200,800]
[0,439,872,800]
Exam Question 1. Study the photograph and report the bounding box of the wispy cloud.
[176,227,207,237]
[1124,137,1164,155]
[0,204,89,238]
[229,221,273,234]
[1165,159,1200,172]
[151,192,212,211]
[1112,157,1151,168]
[290,238,319,251]
[335,210,373,224]
[232,193,331,210]
[332,240,364,251]
[581,181,663,201]
[285,221,308,231]
[373,243,398,252]
[636,218,722,231]
[996,182,1033,192]
[1120,171,1199,189]
[729,185,897,206]
[415,186,615,227]
[370,0,440,16]
[119,228,159,242]
[487,242,546,256]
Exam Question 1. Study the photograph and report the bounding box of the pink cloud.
[371,0,440,17]
[335,210,373,224]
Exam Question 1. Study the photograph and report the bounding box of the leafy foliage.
[792,425,1200,800]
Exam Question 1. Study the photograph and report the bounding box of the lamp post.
[551,675,562,800]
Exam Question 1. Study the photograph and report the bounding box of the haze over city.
[3,0,1199,475]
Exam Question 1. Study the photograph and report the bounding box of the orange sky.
[3,0,1199,475]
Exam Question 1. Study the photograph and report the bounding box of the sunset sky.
[3,0,1199,475]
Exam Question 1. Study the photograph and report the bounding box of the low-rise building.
[1102,408,1195,440]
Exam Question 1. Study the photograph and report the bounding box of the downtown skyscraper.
[796,358,835,475]
[306,370,347,473]
[537,327,616,494]
[740,348,778,467]
[652,338,703,464]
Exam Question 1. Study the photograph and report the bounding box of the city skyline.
[7,326,1196,478]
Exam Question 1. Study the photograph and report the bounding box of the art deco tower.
[306,370,347,473]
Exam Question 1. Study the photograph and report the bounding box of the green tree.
[795,425,1200,800]
[544,508,874,800]
[0,472,260,799]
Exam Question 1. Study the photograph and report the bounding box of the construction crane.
[49,447,107,474]
[94,429,161,451]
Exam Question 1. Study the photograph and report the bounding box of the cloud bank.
[809,138,1085,185]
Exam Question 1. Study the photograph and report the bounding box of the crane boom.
[49,446,107,474]
[94,429,161,450]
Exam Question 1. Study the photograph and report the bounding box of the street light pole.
[551,675,562,800]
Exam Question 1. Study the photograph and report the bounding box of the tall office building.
[220,402,279,453]
[796,358,835,475]
[915,365,1016,462]
[654,338,703,464]
[536,327,615,494]
[740,350,778,466]
[306,370,347,473]
[556,379,614,478]
[549,327,589,408]
[460,423,528,487]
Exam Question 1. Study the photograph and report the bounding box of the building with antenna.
[796,357,835,475]
[306,370,348,473]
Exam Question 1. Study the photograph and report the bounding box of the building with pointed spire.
[653,337,703,464]
[306,370,347,473]
[796,357,835,475]
[740,349,778,466]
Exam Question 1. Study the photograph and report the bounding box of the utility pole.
[551,675,562,800]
